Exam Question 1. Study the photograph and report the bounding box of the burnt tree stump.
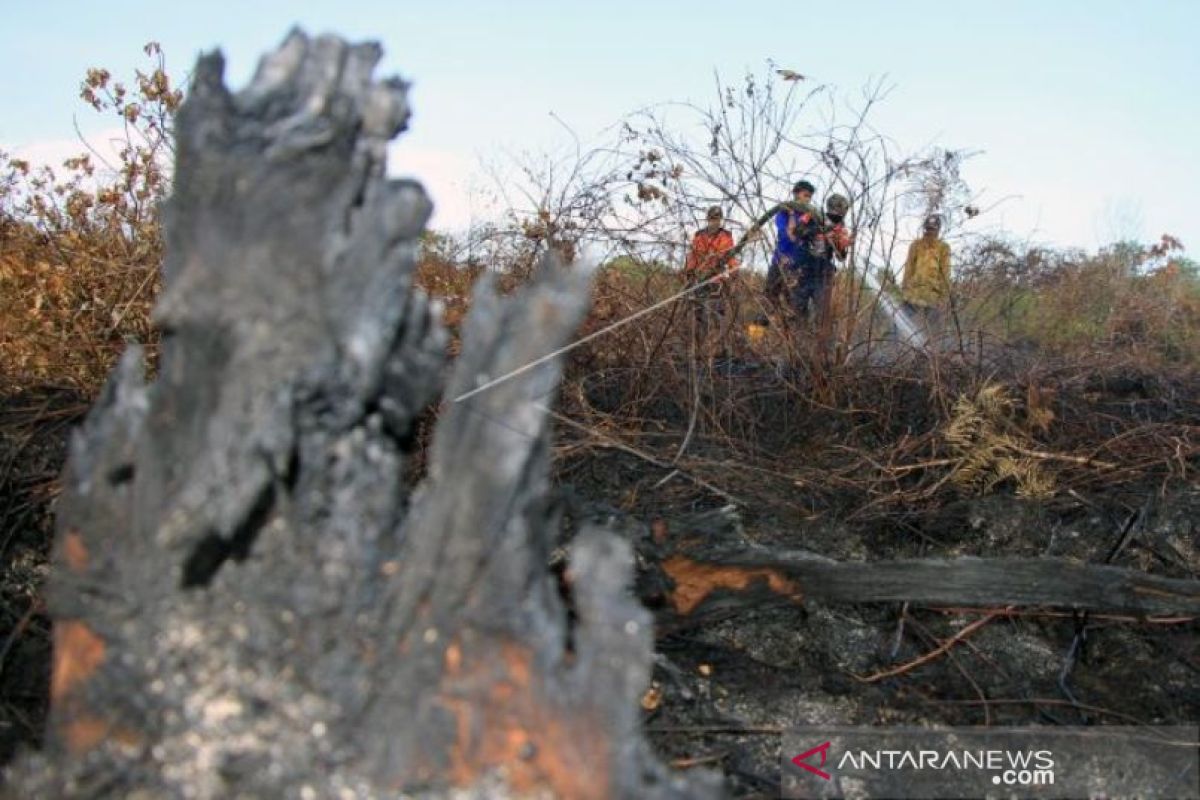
[7,31,720,800]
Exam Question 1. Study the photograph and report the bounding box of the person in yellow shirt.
[901,214,952,332]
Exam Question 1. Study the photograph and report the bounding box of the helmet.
[825,193,850,216]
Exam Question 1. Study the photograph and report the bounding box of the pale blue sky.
[3,1,1197,252]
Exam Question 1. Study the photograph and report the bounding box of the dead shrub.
[1,43,179,395]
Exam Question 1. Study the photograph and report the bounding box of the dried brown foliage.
[1,46,181,764]
[1,43,179,394]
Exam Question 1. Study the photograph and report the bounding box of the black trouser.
[690,280,731,345]
[767,254,833,319]
[793,259,835,319]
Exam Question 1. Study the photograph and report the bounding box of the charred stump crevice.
[7,30,720,800]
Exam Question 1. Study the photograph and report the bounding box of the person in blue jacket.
[765,179,818,310]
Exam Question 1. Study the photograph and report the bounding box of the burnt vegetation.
[1,30,1198,799]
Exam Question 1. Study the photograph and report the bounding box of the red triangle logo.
[791,741,832,781]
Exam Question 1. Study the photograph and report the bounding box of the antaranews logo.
[790,741,1054,782]
[783,726,1199,800]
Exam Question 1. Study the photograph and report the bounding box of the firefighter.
[684,205,739,352]
[901,213,952,332]
[791,193,852,324]
[765,180,817,308]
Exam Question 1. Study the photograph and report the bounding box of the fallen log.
[659,552,1200,617]
[639,516,1200,623]
[7,30,720,800]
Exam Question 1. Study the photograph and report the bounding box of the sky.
[3,1,1198,255]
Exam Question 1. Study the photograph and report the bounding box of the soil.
[1,378,1197,798]
[560,441,1200,799]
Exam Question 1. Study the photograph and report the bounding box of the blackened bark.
[640,518,1200,626]
[7,30,720,800]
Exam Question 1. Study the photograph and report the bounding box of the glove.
[829,226,854,259]
[830,226,853,251]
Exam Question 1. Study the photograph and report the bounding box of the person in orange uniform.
[684,205,740,354]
